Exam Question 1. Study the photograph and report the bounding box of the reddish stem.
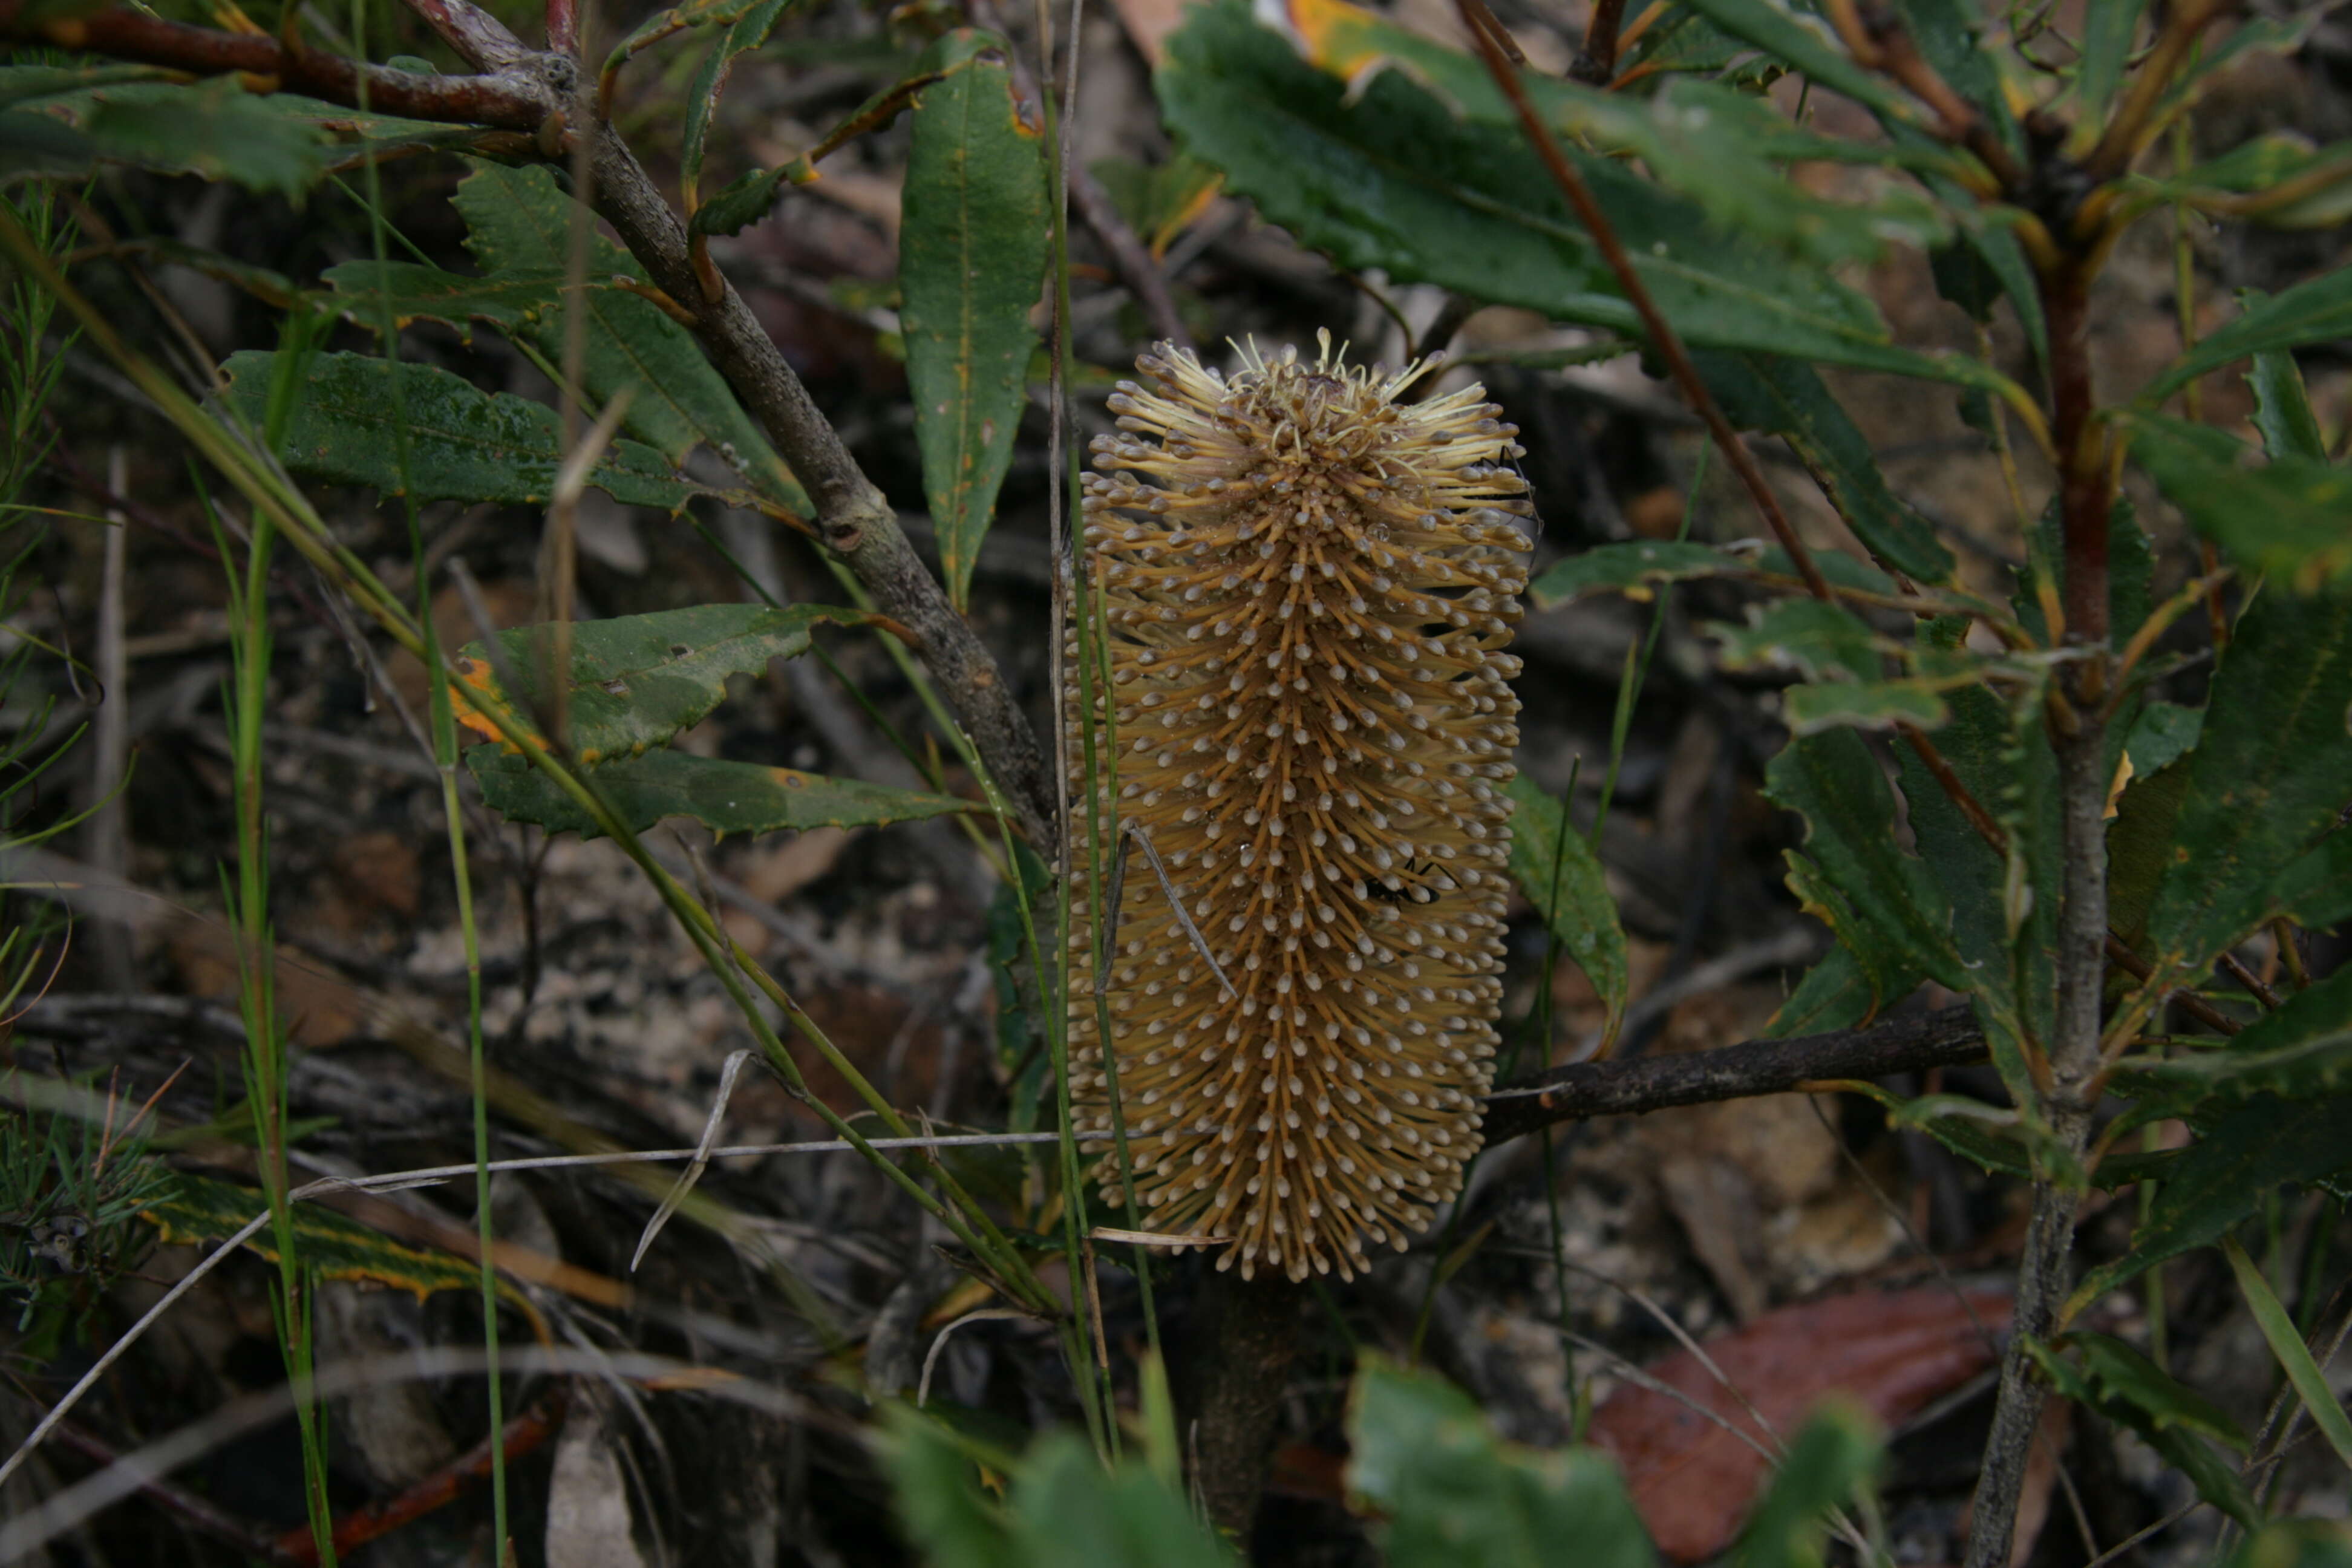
[0,2,549,128]
[1454,0,1837,606]
[1573,0,1628,84]
[2046,266,2110,658]
[399,0,531,68]
[545,0,577,56]
[276,1387,569,1564]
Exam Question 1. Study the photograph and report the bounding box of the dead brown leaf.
[1589,1284,2011,1563]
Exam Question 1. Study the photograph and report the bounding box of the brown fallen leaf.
[1589,1284,2012,1564]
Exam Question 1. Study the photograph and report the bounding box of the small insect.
[1364,857,1438,906]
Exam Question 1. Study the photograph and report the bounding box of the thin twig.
[1570,0,1627,82]
[24,1412,298,1565]
[0,1,549,126]
[630,1047,753,1270]
[1454,0,1837,607]
[1481,1002,1987,1144]
[1070,163,1193,351]
[1119,820,1239,1001]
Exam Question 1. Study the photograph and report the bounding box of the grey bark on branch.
[1477,1002,1988,1146]
[581,124,1059,851]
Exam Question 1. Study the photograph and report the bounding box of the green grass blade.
[2224,1235,2352,1472]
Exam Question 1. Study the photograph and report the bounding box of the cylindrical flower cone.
[1067,333,1532,1283]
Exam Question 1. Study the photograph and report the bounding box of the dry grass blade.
[632,1047,754,1271]
[917,1309,1033,1408]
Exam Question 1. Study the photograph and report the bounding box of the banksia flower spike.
[1068,333,1532,1284]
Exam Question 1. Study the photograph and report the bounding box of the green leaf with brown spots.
[2141,581,2352,976]
[1530,540,1744,607]
[1766,729,1967,1018]
[450,160,810,515]
[469,747,981,840]
[2130,416,2352,590]
[321,260,570,343]
[901,30,1050,611]
[218,350,697,510]
[449,603,870,765]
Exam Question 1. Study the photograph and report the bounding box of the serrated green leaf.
[1669,0,1908,117]
[1713,598,1883,684]
[451,160,809,515]
[1766,944,1900,1036]
[902,30,1048,612]
[469,747,978,840]
[691,52,957,239]
[2066,1093,2352,1318]
[218,350,696,509]
[1782,679,1950,734]
[0,108,95,178]
[450,603,867,763]
[2123,700,2203,777]
[2250,347,2328,463]
[1756,546,1900,596]
[601,0,768,96]
[322,259,569,342]
[1159,2,2017,392]
[1616,4,1783,88]
[2067,1329,2247,1448]
[2143,266,2352,406]
[681,0,800,208]
[2177,137,2352,229]
[2106,759,2192,949]
[2024,1334,2261,1526]
[1846,1082,2030,1175]
[1767,730,1966,1017]
[1693,351,1954,582]
[1507,774,1629,1049]
[1530,540,1741,607]
[70,77,328,197]
[0,64,166,109]
[1345,1355,1656,1568]
[2120,962,2352,1110]
[1270,0,1954,265]
[2016,495,2153,650]
[2267,828,2352,935]
[1886,0,2017,152]
[1892,623,2060,1060]
[1928,197,2048,370]
[1713,596,1964,731]
[1732,1405,1881,1568]
[2131,416,2352,590]
[2141,579,2352,976]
